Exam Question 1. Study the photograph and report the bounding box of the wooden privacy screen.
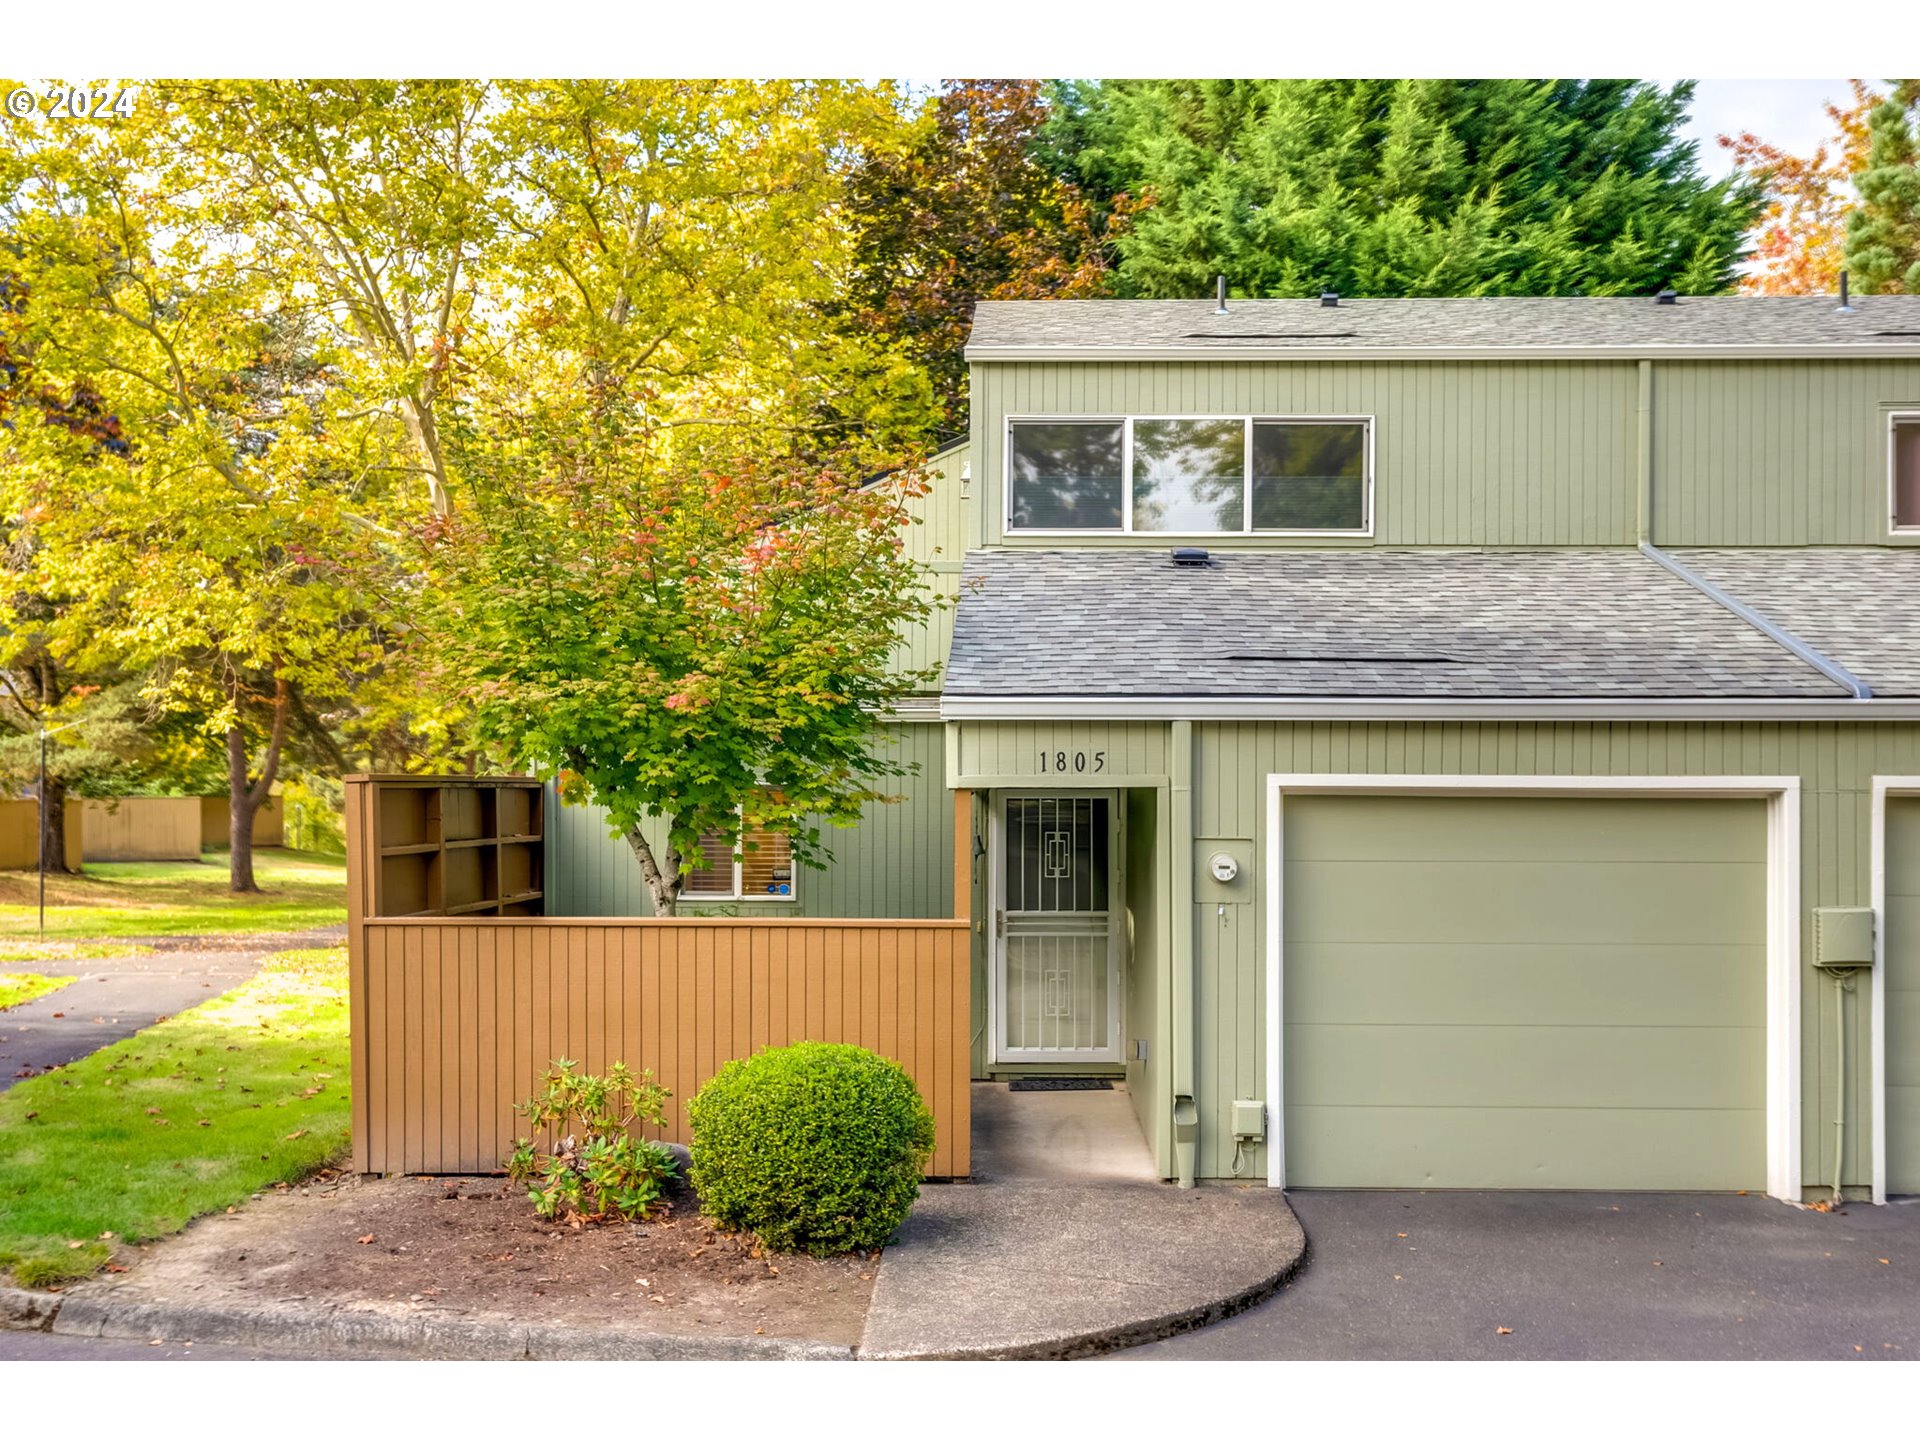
[350,917,972,1178]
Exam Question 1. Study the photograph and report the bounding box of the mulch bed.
[107,1168,877,1346]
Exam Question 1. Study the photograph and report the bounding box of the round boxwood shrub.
[687,1041,936,1255]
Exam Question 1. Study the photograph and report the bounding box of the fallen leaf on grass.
[144,1107,161,1116]
[196,1120,211,1128]
[23,1111,35,1121]
[283,1129,308,1142]
[105,1264,129,1274]
[67,1241,84,1249]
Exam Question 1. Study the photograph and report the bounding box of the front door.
[993,793,1121,1063]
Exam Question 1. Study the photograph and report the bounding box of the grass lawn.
[0,973,75,1011]
[0,945,350,1288]
[0,849,345,941]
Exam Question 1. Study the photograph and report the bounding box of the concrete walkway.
[860,1083,1304,1359]
[1118,1190,1920,1361]
[0,927,345,1088]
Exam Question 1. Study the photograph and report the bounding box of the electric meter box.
[1812,907,1874,970]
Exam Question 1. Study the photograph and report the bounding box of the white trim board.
[942,696,1905,722]
[1262,773,1803,1204]
[1870,777,1920,1205]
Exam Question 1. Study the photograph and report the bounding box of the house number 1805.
[1038,750,1106,773]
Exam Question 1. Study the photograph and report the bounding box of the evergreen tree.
[1846,80,1920,294]
[1041,80,1762,299]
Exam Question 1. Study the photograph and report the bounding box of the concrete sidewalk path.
[859,1082,1305,1359]
[0,926,345,1089]
[861,1180,1304,1359]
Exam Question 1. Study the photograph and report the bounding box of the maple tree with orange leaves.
[1720,81,1881,295]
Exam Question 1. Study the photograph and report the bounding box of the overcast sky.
[1678,79,1858,177]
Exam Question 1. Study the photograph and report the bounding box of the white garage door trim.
[1264,774,1804,1203]
[1870,776,1920,1206]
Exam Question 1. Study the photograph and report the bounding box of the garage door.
[1282,794,1767,1190]
[1889,799,1920,1197]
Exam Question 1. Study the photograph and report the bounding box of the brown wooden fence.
[350,916,971,1177]
[346,776,975,1179]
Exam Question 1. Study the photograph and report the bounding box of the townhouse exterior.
[543,293,1920,1204]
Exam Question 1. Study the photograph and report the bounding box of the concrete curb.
[4,1287,850,1360]
[1,1247,1301,1361]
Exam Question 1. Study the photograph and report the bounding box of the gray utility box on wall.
[1811,907,1875,969]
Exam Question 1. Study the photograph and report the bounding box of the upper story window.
[1007,416,1371,536]
[1895,413,1920,532]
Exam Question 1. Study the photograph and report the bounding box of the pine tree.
[1042,80,1763,299]
[1846,81,1920,294]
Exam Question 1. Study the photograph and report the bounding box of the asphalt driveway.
[1117,1190,1919,1360]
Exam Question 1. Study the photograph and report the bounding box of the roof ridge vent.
[1320,290,1339,307]
[1655,288,1679,305]
[1171,547,1216,569]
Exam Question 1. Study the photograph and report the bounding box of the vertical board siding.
[973,360,1639,548]
[954,721,1170,782]
[1652,360,1920,545]
[1186,720,1920,1187]
[354,919,972,1178]
[545,724,952,919]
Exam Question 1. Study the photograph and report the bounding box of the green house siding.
[1191,719,1920,1189]
[971,355,1920,551]
[1124,787,1171,1168]
[1888,798,1920,1195]
[1651,360,1920,547]
[891,442,968,685]
[544,722,952,920]
[947,718,1920,1190]
[972,360,1640,548]
[1282,793,1768,1189]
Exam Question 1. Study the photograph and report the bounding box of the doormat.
[1007,1077,1113,1092]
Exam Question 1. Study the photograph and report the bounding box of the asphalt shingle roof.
[1670,547,1920,698]
[944,548,1851,700]
[966,296,1920,354]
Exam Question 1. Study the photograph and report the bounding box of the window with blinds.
[679,817,795,901]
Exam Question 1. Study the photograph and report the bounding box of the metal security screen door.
[995,794,1121,1061]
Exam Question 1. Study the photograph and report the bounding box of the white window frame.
[1003,413,1376,540]
[1890,410,1920,535]
[680,808,798,903]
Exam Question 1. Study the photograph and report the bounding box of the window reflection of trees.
[1131,418,1244,531]
[1253,422,1366,530]
[1009,422,1123,529]
[1009,417,1368,533]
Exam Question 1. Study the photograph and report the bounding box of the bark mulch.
[95,1168,876,1347]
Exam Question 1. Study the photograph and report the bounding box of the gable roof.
[942,547,1875,714]
[965,296,1920,361]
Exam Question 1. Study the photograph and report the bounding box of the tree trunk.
[228,725,261,893]
[227,677,291,894]
[39,773,75,875]
[625,828,682,916]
